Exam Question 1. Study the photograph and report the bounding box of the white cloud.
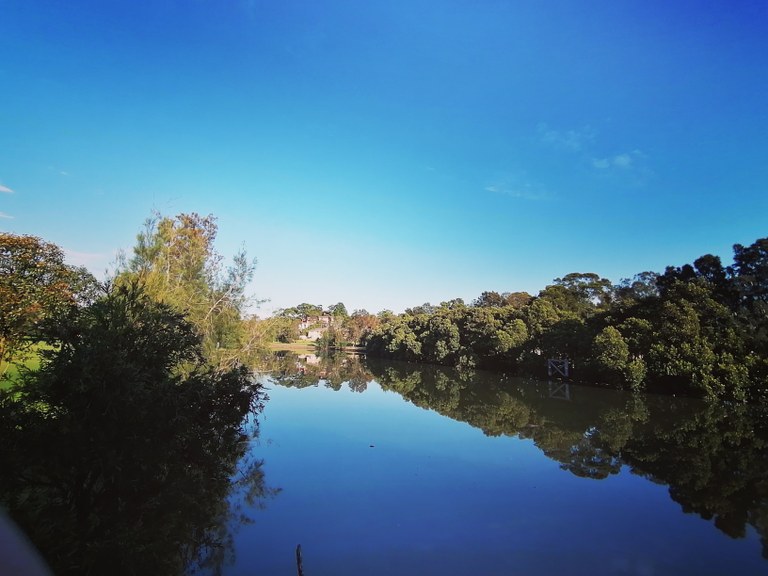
[537,123,595,152]
[593,151,642,171]
[485,184,545,201]
[0,184,13,194]
[0,211,13,219]
[613,154,632,168]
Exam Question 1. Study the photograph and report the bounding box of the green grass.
[1,344,48,390]
[269,341,318,352]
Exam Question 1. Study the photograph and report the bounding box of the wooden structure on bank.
[547,358,570,378]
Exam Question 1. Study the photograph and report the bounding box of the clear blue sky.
[2,0,767,314]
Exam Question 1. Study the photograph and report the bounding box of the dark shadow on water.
[0,383,278,576]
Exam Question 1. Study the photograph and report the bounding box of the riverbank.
[269,342,365,354]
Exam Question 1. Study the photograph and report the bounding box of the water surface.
[228,356,768,575]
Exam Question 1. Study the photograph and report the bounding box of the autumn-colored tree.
[0,233,96,367]
[345,309,380,346]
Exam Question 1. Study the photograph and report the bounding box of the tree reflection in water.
[269,353,768,562]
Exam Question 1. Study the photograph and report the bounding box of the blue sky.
[2,0,767,314]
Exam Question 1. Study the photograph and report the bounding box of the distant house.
[299,328,324,341]
[298,314,334,340]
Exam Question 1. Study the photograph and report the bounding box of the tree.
[405,302,437,316]
[732,239,768,360]
[645,281,749,399]
[278,303,324,319]
[0,282,270,575]
[0,233,97,366]
[502,291,534,309]
[473,291,505,308]
[549,272,614,312]
[591,326,646,390]
[731,238,768,307]
[326,302,349,318]
[117,212,258,366]
[615,272,660,304]
[422,314,461,364]
[345,310,379,346]
[472,291,532,309]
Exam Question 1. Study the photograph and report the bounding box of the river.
[222,353,768,575]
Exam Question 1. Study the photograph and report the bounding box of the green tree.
[422,314,461,364]
[326,302,349,318]
[472,291,505,308]
[614,272,659,305]
[732,239,768,372]
[591,326,645,390]
[278,303,324,319]
[117,212,258,366]
[645,281,748,399]
[367,315,422,361]
[472,291,532,309]
[545,272,614,316]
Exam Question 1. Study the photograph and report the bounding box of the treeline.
[365,237,768,402]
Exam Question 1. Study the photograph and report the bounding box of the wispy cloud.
[484,183,546,201]
[0,211,14,219]
[46,166,71,177]
[613,154,632,168]
[537,123,596,152]
[538,123,651,178]
[0,184,13,194]
[592,150,644,170]
[591,150,653,187]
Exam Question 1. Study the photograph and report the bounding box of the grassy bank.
[269,341,318,352]
[0,344,48,390]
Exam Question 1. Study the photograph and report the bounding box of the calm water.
[223,355,768,575]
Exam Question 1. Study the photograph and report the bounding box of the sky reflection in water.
[228,366,765,576]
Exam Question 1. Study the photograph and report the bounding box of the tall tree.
[117,212,258,366]
[326,302,349,318]
[278,303,324,319]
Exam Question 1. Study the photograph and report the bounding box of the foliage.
[265,316,301,343]
[0,233,97,367]
[277,303,323,319]
[365,236,768,402]
[116,212,260,367]
[326,302,349,318]
[0,282,271,575]
[344,309,380,346]
[472,290,532,309]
